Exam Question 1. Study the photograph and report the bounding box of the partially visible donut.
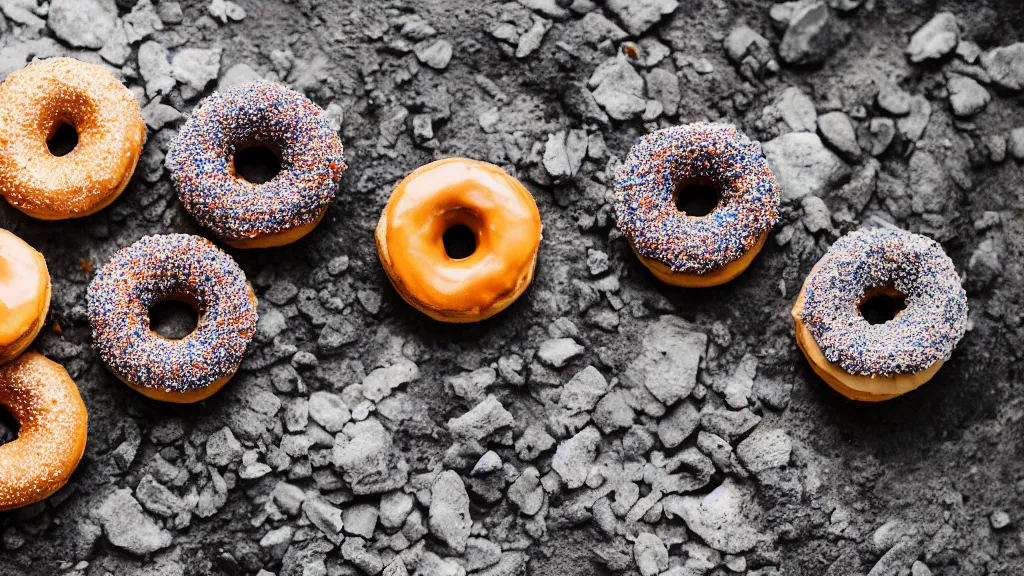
[376,158,542,323]
[0,229,50,364]
[0,58,145,220]
[615,123,780,287]
[792,228,968,402]
[87,234,258,403]
[0,352,88,511]
[169,82,346,248]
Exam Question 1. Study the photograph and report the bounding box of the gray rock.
[429,470,472,553]
[47,0,116,49]
[447,395,515,441]
[896,95,932,141]
[658,400,700,448]
[308,391,351,433]
[475,553,529,576]
[912,561,933,576]
[515,424,556,461]
[205,426,243,467]
[906,12,958,62]
[662,480,767,554]
[218,63,262,90]
[736,428,793,473]
[982,42,1024,91]
[172,47,223,95]
[802,195,832,233]
[465,538,503,572]
[445,367,497,401]
[158,1,183,24]
[537,338,584,368]
[778,1,833,65]
[516,0,570,20]
[138,41,176,98]
[1009,127,1024,160]
[333,418,402,494]
[909,150,950,214]
[590,58,647,120]
[271,481,305,516]
[560,365,609,414]
[507,467,544,515]
[818,111,861,160]
[135,475,186,518]
[947,74,990,116]
[552,425,601,489]
[990,510,1011,530]
[725,25,779,79]
[700,407,762,442]
[877,82,912,116]
[99,22,131,66]
[968,238,1001,291]
[543,130,587,179]
[622,316,707,407]
[714,353,759,409]
[860,118,896,156]
[634,533,669,576]
[95,489,173,556]
[762,132,850,200]
[363,359,419,402]
[593,390,636,433]
[516,17,551,59]
[123,0,164,44]
[259,526,293,560]
[414,39,453,69]
[605,0,679,36]
[142,101,182,131]
[471,450,503,476]
[412,114,434,144]
[303,496,345,541]
[777,86,817,132]
[343,503,379,538]
[380,490,414,529]
[867,538,922,576]
[645,68,681,116]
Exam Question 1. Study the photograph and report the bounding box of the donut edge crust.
[632,229,769,288]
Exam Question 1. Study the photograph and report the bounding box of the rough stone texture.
[906,12,958,62]
[0,2,1021,575]
[429,471,472,553]
[47,0,117,49]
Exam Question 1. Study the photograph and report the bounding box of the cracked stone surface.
[0,1,1021,575]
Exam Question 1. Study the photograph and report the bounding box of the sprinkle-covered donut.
[169,82,345,248]
[792,228,968,402]
[87,234,258,403]
[615,122,780,287]
[376,158,542,323]
[0,58,146,220]
[0,229,51,365]
[0,352,88,511]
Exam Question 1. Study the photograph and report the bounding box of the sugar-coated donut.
[169,82,346,248]
[792,228,968,402]
[0,229,50,365]
[376,158,542,323]
[0,352,88,511]
[87,234,258,403]
[0,58,145,220]
[614,123,780,287]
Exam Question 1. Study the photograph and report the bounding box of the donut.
[0,352,88,511]
[0,229,50,365]
[614,122,780,287]
[169,82,346,248]
[87,234,258,403]
[376,158,542,323]
[792,228,968,402]
[0,58,145,220]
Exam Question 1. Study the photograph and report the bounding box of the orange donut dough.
[0,229,51,365]
[376,158,542,323]
[0,352,88,511]
[0,58,145,220]
[633,230,770,288]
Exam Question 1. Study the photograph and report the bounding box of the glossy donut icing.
[0,229,50,365]
[0,58,145,220]
[376,158,542,323]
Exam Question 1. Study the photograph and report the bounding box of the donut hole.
[858,287,907,325]
[46,122,79,157]
[443,224,477,260]
[674,179,720,218]
[0,405,17,446]
[232,142,282,184]
[149,299,200,340]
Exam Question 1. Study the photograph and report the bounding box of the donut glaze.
[87,234,258,403]
[793,228,968,402]
[0,229,50,365]
[169,82,346,248]
[0,352,88,511]
[376,158,542,323]
[615,123,779,287]
[0,58,145,220]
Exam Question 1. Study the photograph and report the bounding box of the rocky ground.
[0,0,1023,574]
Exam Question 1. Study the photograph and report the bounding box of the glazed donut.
[0,229,50,364]
[614,122,780,287]
[792,228,968,402]
[0,58,145,220]
[169,82,346,248]
[0,352,88,511]
[376,158,542,323]
[87,234,258,403]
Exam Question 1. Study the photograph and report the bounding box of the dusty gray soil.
[0,0,1023,575]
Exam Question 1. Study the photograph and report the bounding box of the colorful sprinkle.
[87,234,258,393]
[614,122,780,274]
[799,228,968,377]
[168,82,346,242]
